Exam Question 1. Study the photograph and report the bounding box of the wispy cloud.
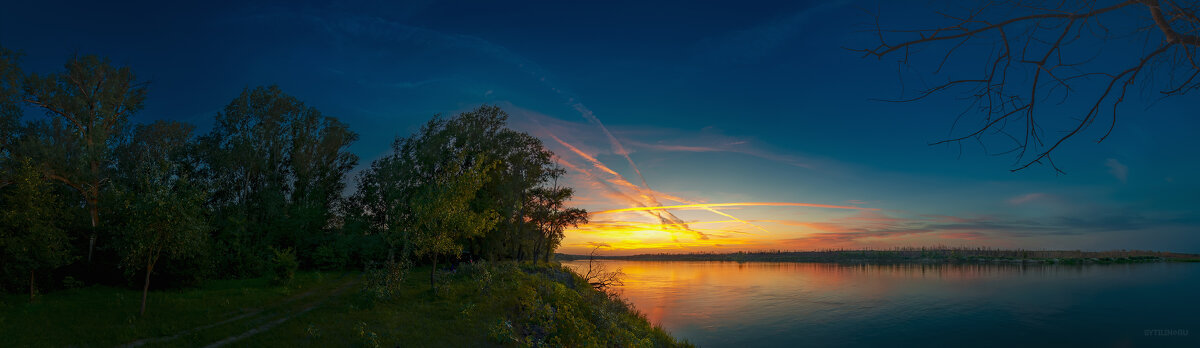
[1008,192,1049,205]
[695,0,850,64]
[1106,158,1128,183]
[623,135,812,168]
[592,202,876,215]
[512,108,815,168]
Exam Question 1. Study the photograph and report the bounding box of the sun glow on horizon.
[590,202,876,215]
[535,110,1017,256]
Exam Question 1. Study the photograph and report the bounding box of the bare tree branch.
[857,0,1200,172]
[582,246,624,291]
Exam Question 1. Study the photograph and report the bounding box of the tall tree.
[527,185,588,262]
[22,55,145,260]
[0,157,73,301]
[353,142,415,264]
[112,121,207,315]
[0,46,24,188]
[201,86,357,273]
[410,154,499,290]
[355,105,586,270]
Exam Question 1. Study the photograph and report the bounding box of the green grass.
[246,262,691,347]
[0,264,691,347]
[0,271,351,347]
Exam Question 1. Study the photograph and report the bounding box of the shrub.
[488,318,517,344]
[57,276,83,290]
[458,261,495,294]
[363,260,410,301]
[356,321,381,348]
[312,243,348,271]
[268,247,298,286]
[490,263,692,347]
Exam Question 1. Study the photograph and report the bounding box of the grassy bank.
[0,263,690,347]
[0,272,355,347]
[559,248,1200,264]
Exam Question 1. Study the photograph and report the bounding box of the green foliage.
[356,321,382,348]
[22,54,147,261]
[0,46,597,326]
[0,272,349,346]
[312,242,348,271]
[0,46,22,167]
[459,261,497,294]
[472,262,691,347]
[0,158,73,296]
[268,247,299,286]
[111,121,209,273]
[526,186,589,262]
[354,105,586,267]
[362,260,410,302]
[200,86,358,275]
[488,318,517,344]
[107,121,209,313]
[409,153,500,262]
[60,276,84,289]
[2,263,692,347]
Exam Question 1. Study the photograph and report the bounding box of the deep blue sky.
[3,0,1197,253]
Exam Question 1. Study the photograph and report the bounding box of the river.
[561,260,1199,347]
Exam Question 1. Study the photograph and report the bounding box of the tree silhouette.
[200,86,358,274]
[0,47,21,184]
[856,0,1199,172]
[22,55,145,259]
[355,105,584,264]
[409,154,499,290]
[0,158,72,301]
[527,185,588,262]
[112,121,208,315]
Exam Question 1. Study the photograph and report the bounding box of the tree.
[0,46,21,185]
[22,55,145,259]
[409,154,499,290]
[527,185,588,262]
[200,86,357,274]
[479,125,563,262]
[856,0,1199,172]
[0,158,73,301]
[355,106,583,263]
[112,121,208,315]
[580,246,623,291]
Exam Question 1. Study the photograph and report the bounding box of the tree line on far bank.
[0,46,587,313]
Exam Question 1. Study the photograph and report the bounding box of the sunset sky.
[3,0,1197,254]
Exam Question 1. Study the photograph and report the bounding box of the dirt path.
[120,275,358,348]
[201,279,358,347]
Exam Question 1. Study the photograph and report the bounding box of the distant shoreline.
[556,248,1200,264]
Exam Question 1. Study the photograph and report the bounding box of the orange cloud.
[548,133,711,239]
[527,109,778,241]
[591,202,878,215]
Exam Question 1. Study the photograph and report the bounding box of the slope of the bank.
[289,262,693,347]
[1,263,691,347]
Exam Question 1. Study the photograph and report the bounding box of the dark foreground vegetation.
[0,263,690,347]
[559,247,1200,264]
[0,46,687,345]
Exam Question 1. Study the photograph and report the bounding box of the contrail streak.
[547,132,773,236]
[592,202,878,215]
[549,142,706,239]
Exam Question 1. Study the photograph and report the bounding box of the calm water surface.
[562,261,1200,347]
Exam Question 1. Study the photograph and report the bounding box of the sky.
[2,0,1197,254]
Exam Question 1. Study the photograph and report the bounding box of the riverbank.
[1,263,690,347]
[558,248,1200,264]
